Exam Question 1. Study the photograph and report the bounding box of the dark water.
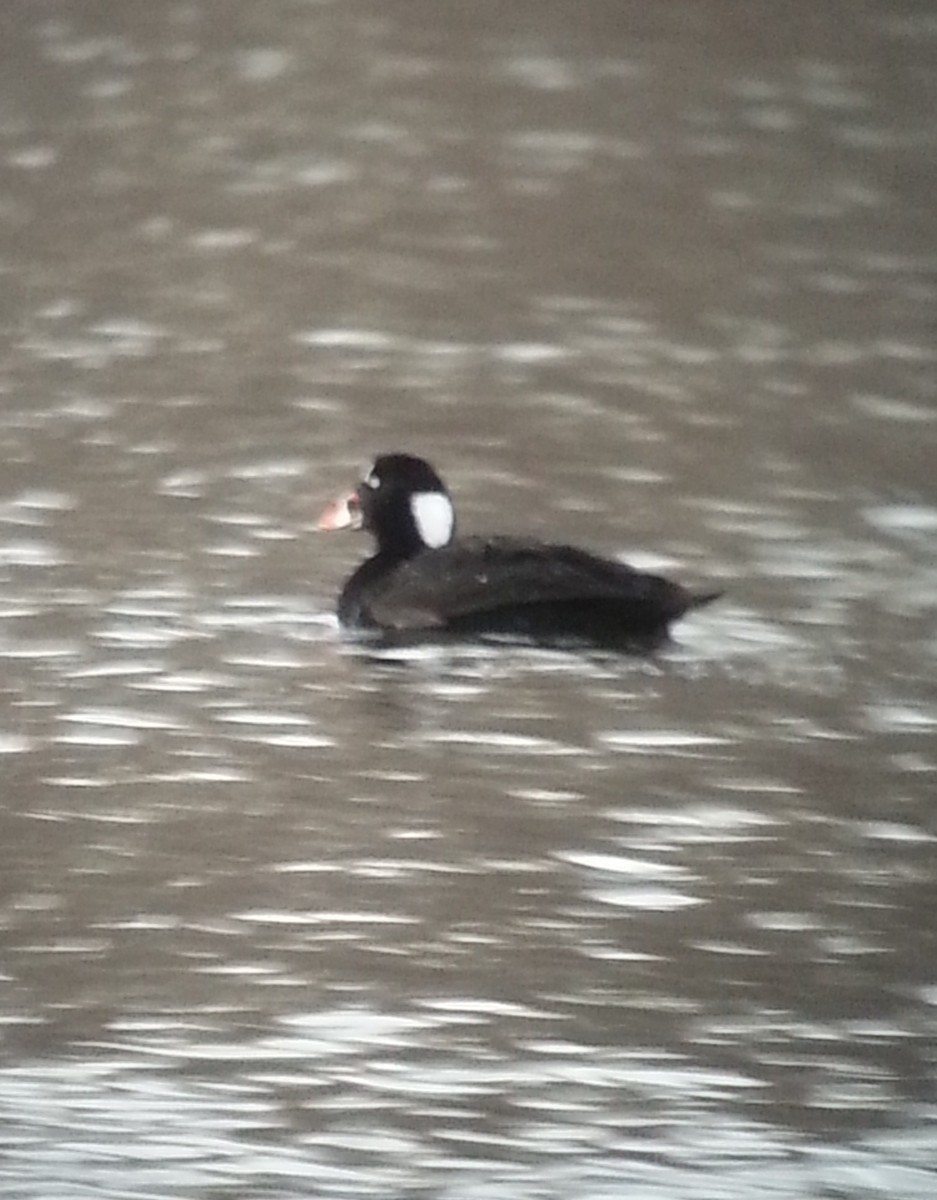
[2,3,936,1197]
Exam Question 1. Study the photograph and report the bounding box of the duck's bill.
[317,491,362,532]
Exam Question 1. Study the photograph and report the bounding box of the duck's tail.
[686,589,724,612]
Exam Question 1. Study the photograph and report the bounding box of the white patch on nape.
[410,491,454,549]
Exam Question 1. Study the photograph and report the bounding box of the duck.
[317,453,720,650]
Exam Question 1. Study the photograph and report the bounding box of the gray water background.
[1,3,936,1197]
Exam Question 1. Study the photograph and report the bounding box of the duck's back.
[349,536,710,648]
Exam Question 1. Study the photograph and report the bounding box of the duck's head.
[317,453,455,558]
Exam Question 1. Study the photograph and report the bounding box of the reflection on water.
[2,2,936,1197]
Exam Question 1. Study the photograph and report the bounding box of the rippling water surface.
[2,3,936,1197]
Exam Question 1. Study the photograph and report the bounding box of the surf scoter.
[317,453,720,650]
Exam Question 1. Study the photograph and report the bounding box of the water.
[1,3,936,1197]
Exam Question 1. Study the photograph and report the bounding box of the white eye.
[363,471,380,490]
[410,491,454,549]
